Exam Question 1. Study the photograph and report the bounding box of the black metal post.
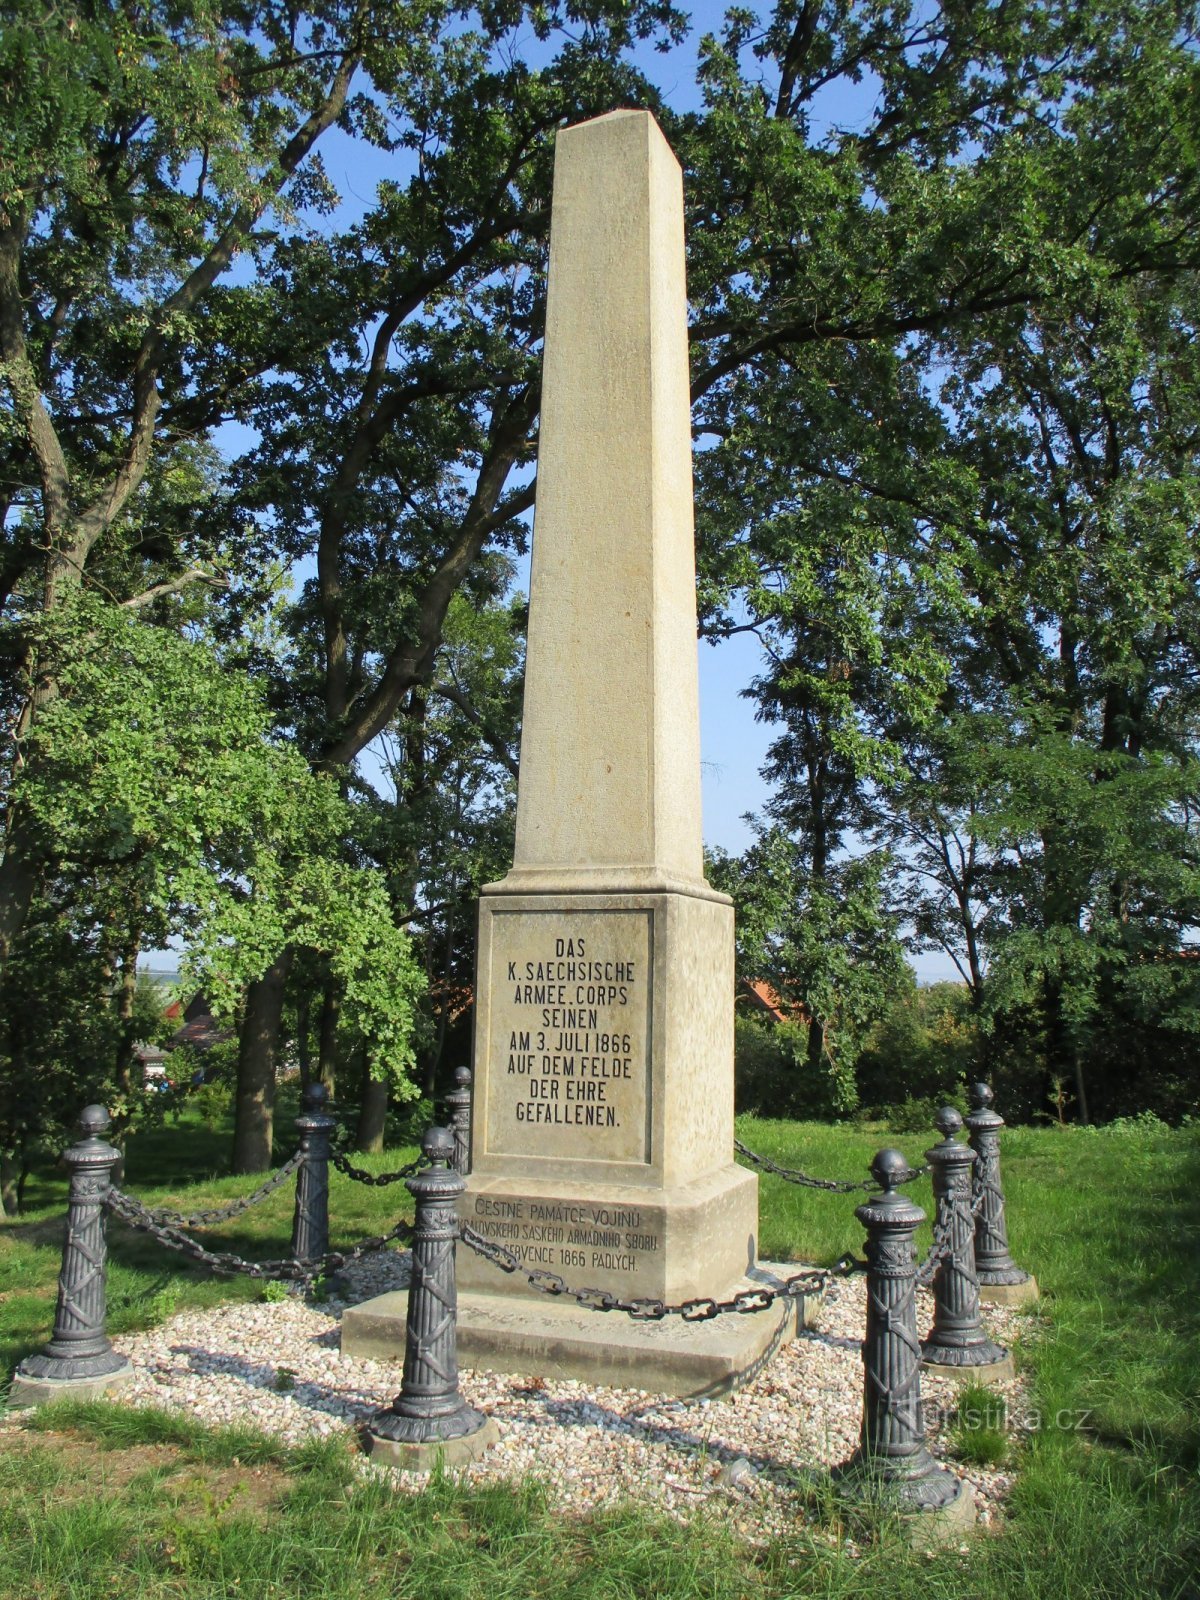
[291,1082,336,1263]
[11,1106,133,1405]
[366,1126,496,1466]
[965,1083,1036,1303]
[447,1066,472,1177]
[836,1149,963,1513]
[921,1108,1011,1376]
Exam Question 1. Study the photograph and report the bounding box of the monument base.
[342,1262,805,1398]
[921,1350,1016,1384]
[364,1415,502,1473]
[457,1162,759,1304]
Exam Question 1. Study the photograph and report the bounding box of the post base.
[9,1355,133,1409]
[978,1274,1038,1308]
[364,1410,500,1472]
[921,1346,1015,1383]
[833,1449,968,1516]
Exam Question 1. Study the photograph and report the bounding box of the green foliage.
[948,1384,1011,1469]
[0,597,424,1174]
[3,0,1200,1160]
[191,1079,234,1131]
[713,830,908,1113]
[856,980,980,1113]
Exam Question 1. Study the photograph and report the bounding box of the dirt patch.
[0,1426,289,1519]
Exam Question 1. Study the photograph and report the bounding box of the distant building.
[165,994,231,1054]
[737,978,811,1028]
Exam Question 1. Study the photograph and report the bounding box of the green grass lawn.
[1,1107,1198,1598]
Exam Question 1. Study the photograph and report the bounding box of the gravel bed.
[71,1249,1036,1544]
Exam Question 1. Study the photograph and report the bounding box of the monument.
[345,109,785,1394]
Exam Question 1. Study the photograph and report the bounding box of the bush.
[734,1015,792,1117]
[857,980,982,1113]
[733,1015,859,1120]
[885,1088,968,1135]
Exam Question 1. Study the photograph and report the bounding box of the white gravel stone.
[99,1251,1036,1543]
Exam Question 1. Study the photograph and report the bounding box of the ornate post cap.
[871,1147,912,1193]
[934,1105,964,1142]
[966,1081,1004,1132]
[423,1125,456,1168]
[453,1066,471,1090]
[302,1082,329,1113]
[857,1148,925,1230]
[78,1105,111,1139]
[297,1082,336,1133]
[926,1107,975,1174]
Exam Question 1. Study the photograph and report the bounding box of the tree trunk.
[232,948,293,1174]
[805,1015,826,1076]
[114,928,141,1098]
[1043,974,1089,1125]
[356,1053,388,1153]
[317,979,341,1097]
[0,1150,18,1218]
[0,811,42,963]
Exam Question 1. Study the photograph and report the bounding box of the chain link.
[458,1221,862,1320]
[330,1139,428,1188]
[914,1180,987,1286]
[136,1150,305,1230]
[106,1186,415,1282]
[734,1138,929,1193]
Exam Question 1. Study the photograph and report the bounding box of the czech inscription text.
[471,1196,661,1277]
[486,910,651,1163]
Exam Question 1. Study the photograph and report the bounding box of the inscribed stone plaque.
[483,909,652,1164]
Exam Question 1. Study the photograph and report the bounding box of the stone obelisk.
[459,109,759,1307]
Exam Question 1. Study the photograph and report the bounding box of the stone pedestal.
[460,889,757,1304]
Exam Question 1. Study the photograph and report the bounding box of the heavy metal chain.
[915,1180,988,1286]
[331,1140,428,1188]
[734,1138,929,1193]
[458,1221,862,1321]
[136,1150,305,1230]
[105,1186,415,1282]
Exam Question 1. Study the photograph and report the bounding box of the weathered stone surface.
[364,1416,502,1472]
[500,109,705,893]
[920,1350,1016,1383]
[458,1163,759,1304]
[978,1275,1039,1308]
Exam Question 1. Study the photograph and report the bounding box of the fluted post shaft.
[836,1148,963,1513]
[921,1108,1010,1376]
[446,1067,472,1177]
[966,1083,1036,1303]
[291,1082,335,1263]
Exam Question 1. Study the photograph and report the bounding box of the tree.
[710,826,907,1113]
[6,0,1200,1147]
[685,2,1200,1122]
[0,595,424,1178]
[0,0,683,1161]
